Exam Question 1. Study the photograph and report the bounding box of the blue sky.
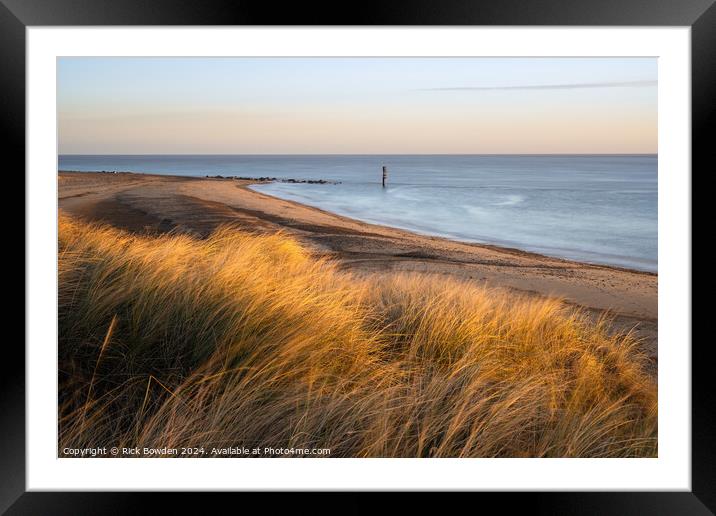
[58,57,657,154]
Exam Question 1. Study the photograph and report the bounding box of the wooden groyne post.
[382,166,388,188]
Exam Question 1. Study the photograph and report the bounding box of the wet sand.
[59,171,658,361]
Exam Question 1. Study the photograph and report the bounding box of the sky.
[57,57,657,155]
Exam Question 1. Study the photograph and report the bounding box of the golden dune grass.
[58,213,657,457]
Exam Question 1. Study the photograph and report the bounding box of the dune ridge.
[59,213,657,457]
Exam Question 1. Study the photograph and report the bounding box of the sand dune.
[58,171,657,364]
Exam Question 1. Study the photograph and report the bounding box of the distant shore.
[58,170,658,362]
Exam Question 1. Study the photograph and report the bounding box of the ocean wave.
[493,195,525,206]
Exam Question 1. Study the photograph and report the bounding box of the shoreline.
[58,170,658,360]
[60,169,656,277]
[247,183,657,277]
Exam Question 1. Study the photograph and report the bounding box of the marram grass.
[58,213,657,457]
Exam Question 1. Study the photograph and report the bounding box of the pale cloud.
[419,79,657,92]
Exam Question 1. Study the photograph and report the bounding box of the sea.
[58,154,657,272]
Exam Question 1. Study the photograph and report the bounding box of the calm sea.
[58,154,657,272]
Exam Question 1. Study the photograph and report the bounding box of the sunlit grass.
[58,213,657,457]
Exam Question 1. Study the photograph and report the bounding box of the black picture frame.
[5,0,711,513]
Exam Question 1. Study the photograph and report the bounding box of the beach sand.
[58,171,657,363]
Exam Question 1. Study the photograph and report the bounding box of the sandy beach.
[59,171,657,361]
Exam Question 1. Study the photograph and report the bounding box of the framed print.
[7,0,712,513]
